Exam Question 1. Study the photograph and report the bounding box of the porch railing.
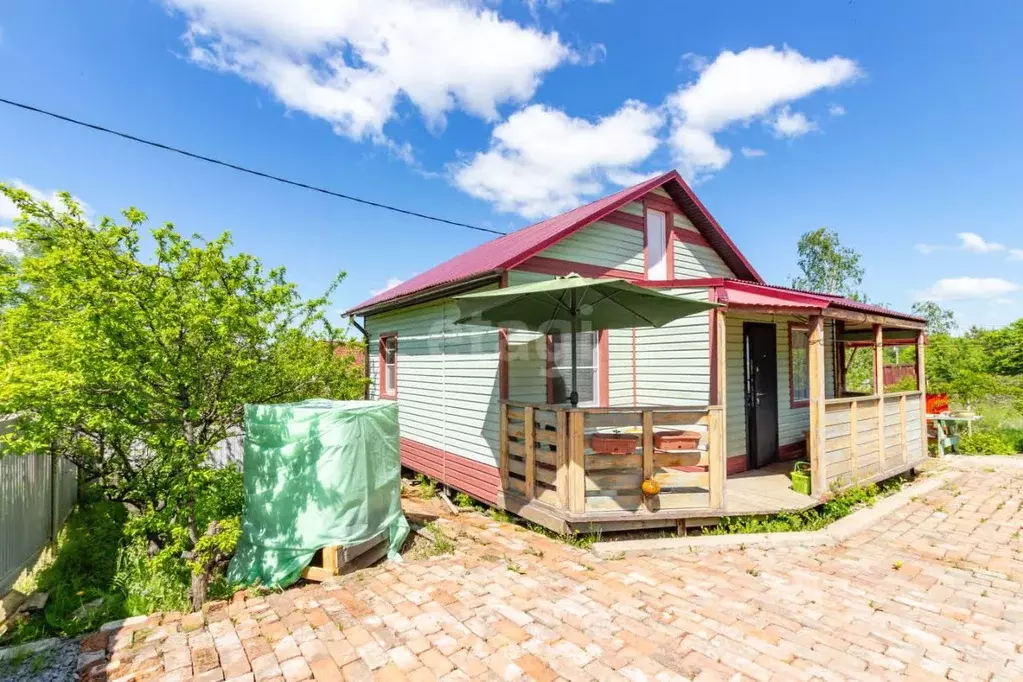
[821,390,925,489]
[499,402,725,516]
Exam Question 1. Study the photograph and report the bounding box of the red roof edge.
[687,278,924,323]
[662,172,764,284]
[499,171,676,271]
[348,169,763,315]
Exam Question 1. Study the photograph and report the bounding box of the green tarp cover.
[227,400,409,588]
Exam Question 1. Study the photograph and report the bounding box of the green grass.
[2,492,233,646]
[705,476,906,536]
[2,497,128,645]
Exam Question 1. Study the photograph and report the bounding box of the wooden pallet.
[299,532,388,582]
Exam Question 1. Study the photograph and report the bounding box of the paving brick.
[68,460,1023,682]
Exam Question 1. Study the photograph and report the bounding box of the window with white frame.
[645,208,667,280]
[550,331,599,405]
[790,325,809,406]
[380,334,397,398]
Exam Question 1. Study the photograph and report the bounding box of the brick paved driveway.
[82,458,1023,681]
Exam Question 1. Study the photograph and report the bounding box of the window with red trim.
[789,325,809,407]
[379,334,397,398]
[549,331,599,406]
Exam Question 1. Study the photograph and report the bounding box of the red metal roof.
[713,279,924,323]
[348,170,762,314]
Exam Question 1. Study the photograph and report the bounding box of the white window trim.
[645,208,668,280]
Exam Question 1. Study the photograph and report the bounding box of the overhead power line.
[0,96,506,236]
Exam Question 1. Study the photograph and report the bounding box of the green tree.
[0,185,366,608]
[982,319,1023,376]
[790,227,865,299]
[911,301,957,336]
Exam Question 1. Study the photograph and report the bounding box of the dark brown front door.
[743,322,779,469]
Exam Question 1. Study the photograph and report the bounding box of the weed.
[489,509,513,524]
[524,547,544,559]
[28,651,52,675]
[505,559,526,575]
[415,474,438,499]
[453,492,476,508]
[705,478,905,536]
[892,561,903,570]
[868,599,878,611]
[423,522,456,555]
[480,554,501,563]
[745,566,760,577]
[981,590,988,598]
[607,552,626,561]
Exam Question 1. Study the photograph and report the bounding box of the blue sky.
[1,0,1022,330]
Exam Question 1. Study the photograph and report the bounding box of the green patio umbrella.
[454,274,718,406]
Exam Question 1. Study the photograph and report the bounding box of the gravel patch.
[0,637,80,682]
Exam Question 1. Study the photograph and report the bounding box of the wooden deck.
[724,462,819,515]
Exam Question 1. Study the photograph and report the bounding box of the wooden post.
[555,409,568,509]
[642,410,654,511]
[916,328,928,460]
[873,324,885,396]
[523,405,536,499]
[899,394,907,465]
[499,402,510,492]
[569,411,586,513]
[808,315,827,495]
[849,400,858,484]
[715,309,728,504]
[321,545,339,575]
[836,320,847,397]
[708,407,725,509]
[874,324,885,472]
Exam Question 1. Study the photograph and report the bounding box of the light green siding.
[608,329,633,406]
[620,201,644,217]
[633,288,711,405]
[674,242,734,279]
[367,295,501,468]
[505,270,551,403]
[539,221,644,273]
[724,313,837,459]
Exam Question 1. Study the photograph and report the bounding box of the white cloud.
[665,45,860,180]
[165,0,573,144]
[0,179,89,220]
[740,147,766,158]
[451,101,663,218]
[915,277,1020,302]
[371,276,405,296]
[917,232,1013,256]
[770,106,816,138]
[957,231,1005,253]
[828,103,846,116]
[0,238,17,256]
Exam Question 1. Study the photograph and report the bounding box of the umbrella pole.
[570,290,579,407]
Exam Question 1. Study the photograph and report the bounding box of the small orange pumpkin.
[641,478,661,496]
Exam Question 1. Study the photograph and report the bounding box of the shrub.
[958,431,1019,455]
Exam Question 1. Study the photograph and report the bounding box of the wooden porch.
[494,310,931,535]
[496,401,823,534]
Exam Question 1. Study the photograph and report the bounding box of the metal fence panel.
[0,420,78,595]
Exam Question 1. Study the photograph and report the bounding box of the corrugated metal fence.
[0,419,78,596]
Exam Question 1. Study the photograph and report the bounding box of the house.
[347,170,927,533]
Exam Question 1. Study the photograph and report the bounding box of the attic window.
[645,209,668,280]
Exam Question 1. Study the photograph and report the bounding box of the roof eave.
[346,271,504,317]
